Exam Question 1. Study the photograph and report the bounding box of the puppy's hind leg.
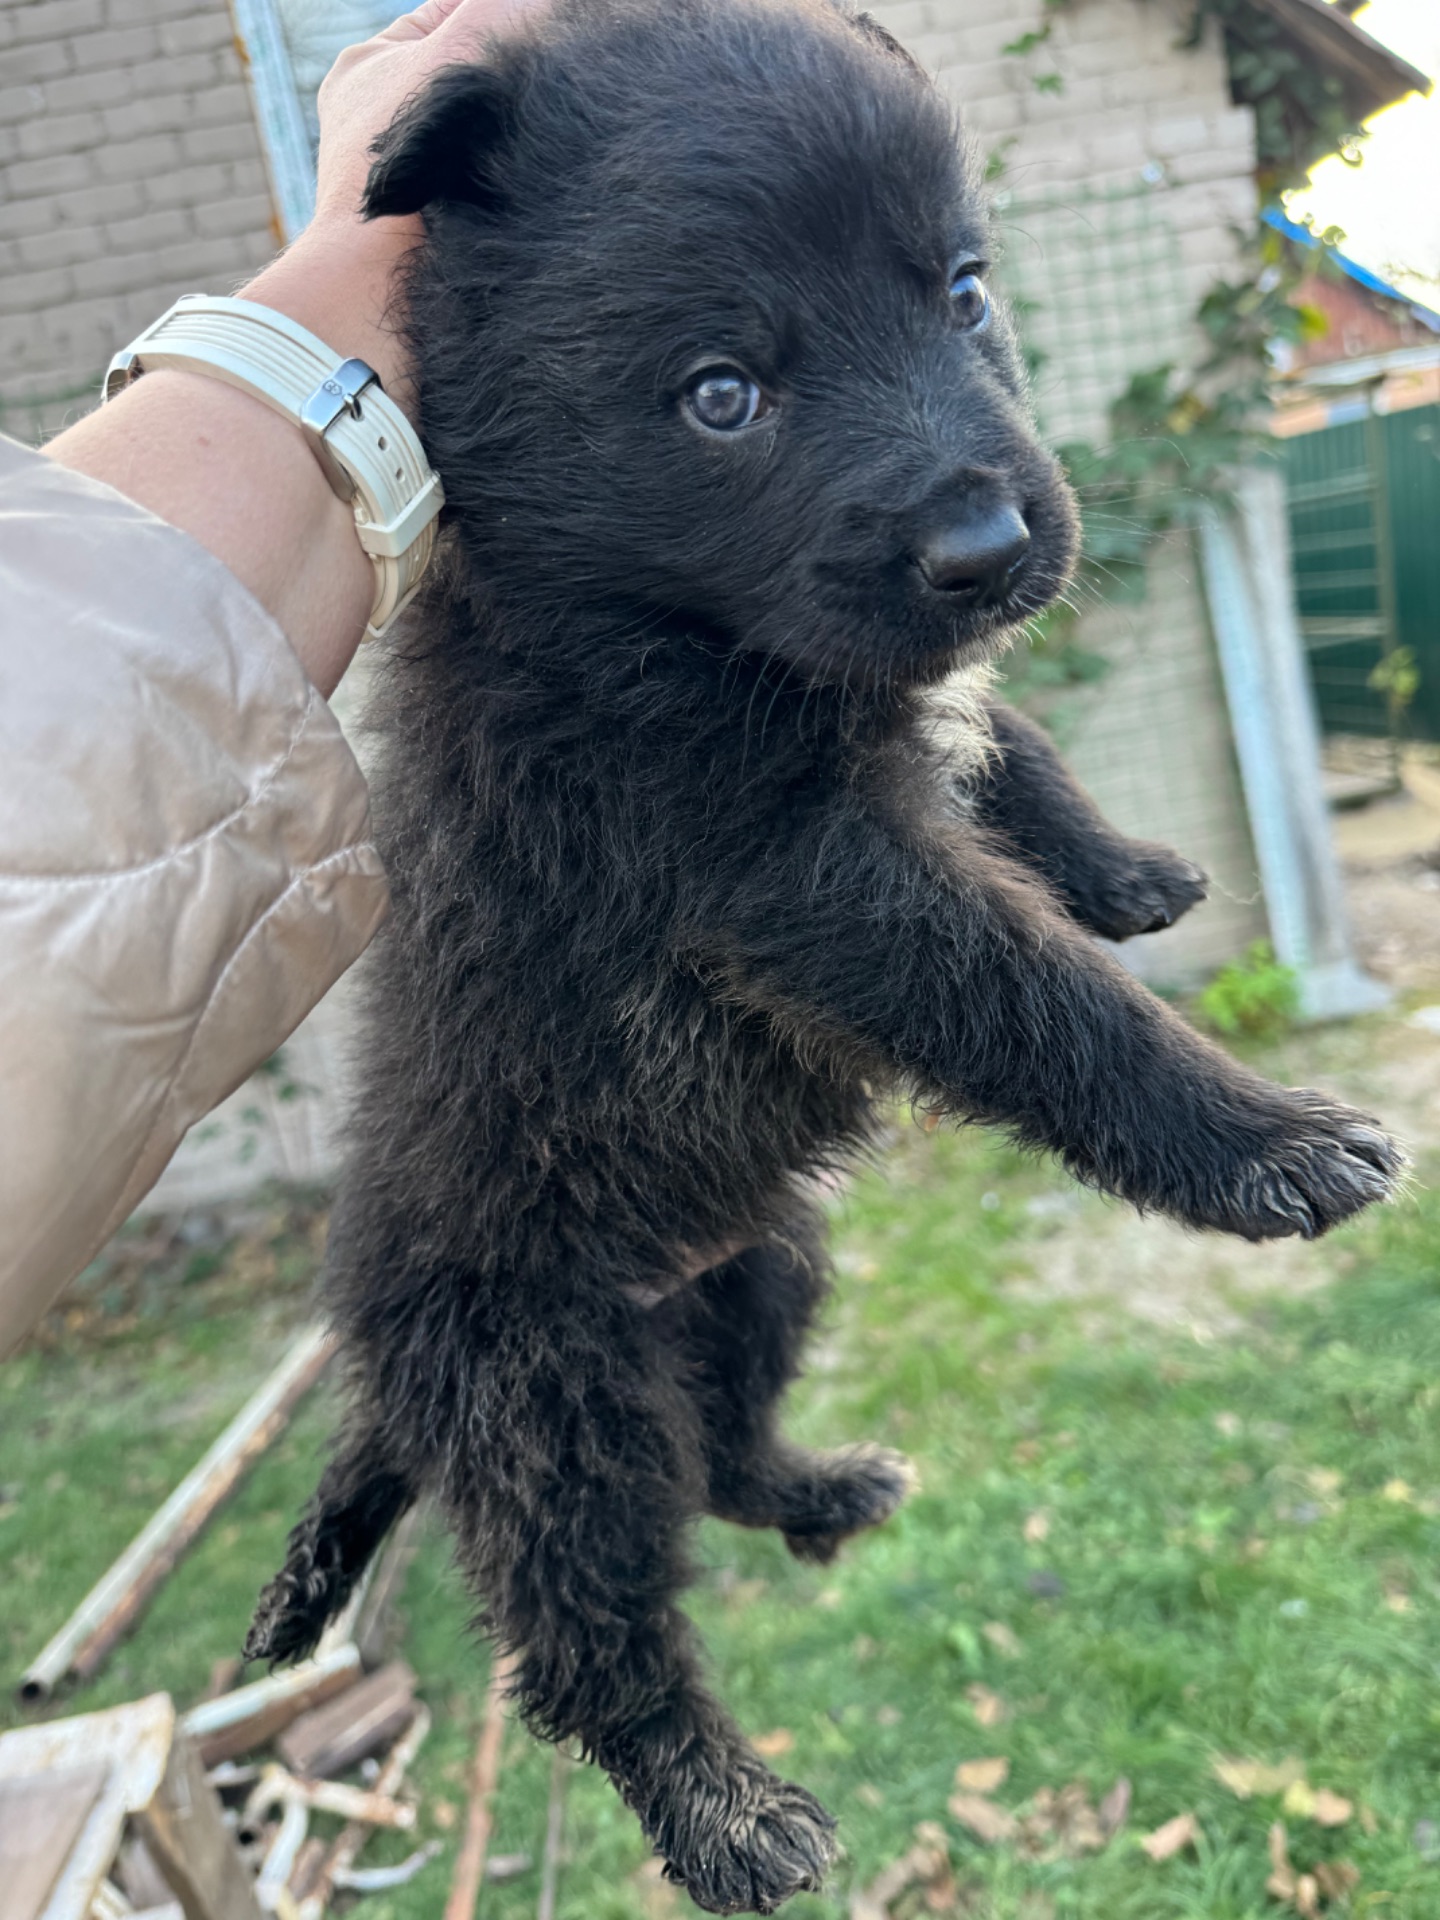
[439,1268,837,1916]
[246,1427,414,1665]
[663,1227,916,1564]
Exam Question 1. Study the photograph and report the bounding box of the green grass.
[3,1130,1439,1918]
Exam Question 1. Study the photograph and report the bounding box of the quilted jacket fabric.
[0,433,389,1353]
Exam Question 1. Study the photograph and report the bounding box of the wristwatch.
[105,294,444,638]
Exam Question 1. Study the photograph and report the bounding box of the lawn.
[3,1067,1439,1919]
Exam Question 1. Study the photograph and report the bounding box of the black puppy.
[248,2,1400,1910]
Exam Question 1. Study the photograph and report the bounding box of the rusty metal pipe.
[19,1326,337,1702]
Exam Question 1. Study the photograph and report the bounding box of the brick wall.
[0,0,278,441]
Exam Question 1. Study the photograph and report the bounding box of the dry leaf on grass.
[855,1783,885,1810]
[850,1822,953,1920]
[1097,1777,1132,1838]
[1266,1823,1359,1914]
[1023,1510,1050,1544]
[947,1792,1018,1845]
[1016,1783,1117,1860]
[1382,1478,1413,1503]
[1310,1789,1353,1827]
[1213,1755,1307,1799]
[981,1622,1022,1659]
[752,1728,794,1757]
[1282,1781,1352,1826]
[1140,1812,1200,1862]
[1314,1861,1361,1901]
[964,1684,1008,1727]
[954,1757,1009,1794]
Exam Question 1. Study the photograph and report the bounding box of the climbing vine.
[1184,0,1369,193]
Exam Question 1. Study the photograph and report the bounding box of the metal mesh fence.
[995,181,1195,446]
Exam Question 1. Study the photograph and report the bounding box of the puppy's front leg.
[707,800,1400,1239]
[972,699,1207,940]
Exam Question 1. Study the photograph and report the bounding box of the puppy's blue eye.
[948,270,990,331]
[685,368,769,432]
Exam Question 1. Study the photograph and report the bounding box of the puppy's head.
[367,0,1078,691]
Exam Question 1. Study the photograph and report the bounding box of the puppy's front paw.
[1192,1093,1403,1241]
[645,1756,837,1914]
[1080,842,1208,942]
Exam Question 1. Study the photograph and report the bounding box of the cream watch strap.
[104,294,444,638]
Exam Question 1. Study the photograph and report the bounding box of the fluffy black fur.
[248,3,1401,1909]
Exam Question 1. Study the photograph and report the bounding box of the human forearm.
[41,0,548,698]
[42,219,418,699]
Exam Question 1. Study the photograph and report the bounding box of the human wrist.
[241,213,422,418]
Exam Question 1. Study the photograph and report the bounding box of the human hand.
[244,0,550,410]
[312,0,548,236]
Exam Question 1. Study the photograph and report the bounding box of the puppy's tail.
[245,1439,415,1666]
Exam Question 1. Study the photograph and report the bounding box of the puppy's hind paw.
[652,1762,838,1915]
[244,1550,342,1666]
[1081,843,1208,943]
[781,1443,917,1565]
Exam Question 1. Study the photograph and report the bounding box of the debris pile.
[2,1327,567,1920]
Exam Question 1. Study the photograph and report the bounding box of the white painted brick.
[154,232,257,282]
[1149,112,1212,158]
[179,120,263,165]
[0,194,61,241]
[71,22,160,69]
[187,192,273,240]
[53,177,146,223]
[0,82,48,127]
[157,12,233,55]
[107,205,192,253]
[0,264,75,315]
[12,0,104,46]
[18,108,103,159]
[2,41,72,83]
[144,159,232,208]
[229,156,269,197]
[72,247,161,298]
[101,92,197,140]
[102,130,185,178]
[43,64,135,114]
[5,148,94,196]
[145,49,236,97]
[105,0,203,21]
[18,222,103,268]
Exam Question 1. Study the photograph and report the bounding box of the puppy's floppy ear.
[363,65,515,218]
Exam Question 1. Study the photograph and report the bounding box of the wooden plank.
[0,1764,110,1920]
[0,1695,174,1920]
[444,1656,516,1920]
[135,1727,262,1920]
[276,1661,415,1780]
[20,1329,337,1701]
[182,1645,361,1768]
[353,1506,424,1671]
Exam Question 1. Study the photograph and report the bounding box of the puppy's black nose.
[915,505,1031,604]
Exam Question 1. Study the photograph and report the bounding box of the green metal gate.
[1283,403,1440,741]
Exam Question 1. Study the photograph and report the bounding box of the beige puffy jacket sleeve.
[0,433,390,1354]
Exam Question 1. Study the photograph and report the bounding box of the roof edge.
[1246,0,1431,122]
